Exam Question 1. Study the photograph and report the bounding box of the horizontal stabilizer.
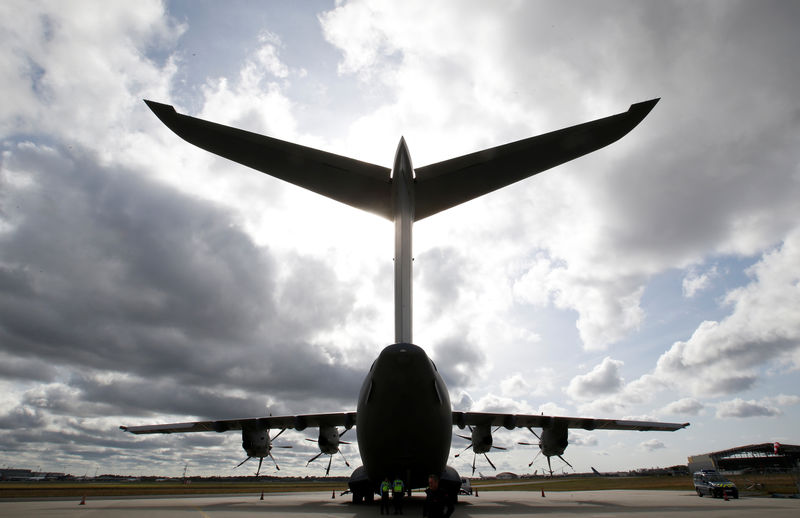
[413,99,659,220]
[145,100,392,219]
[146,99,658,222]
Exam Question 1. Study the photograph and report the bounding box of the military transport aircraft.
[121,98,688,502]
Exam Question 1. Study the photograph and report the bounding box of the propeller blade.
[526,426,541,440]
[338,449,351,468]
[557,455,574,469]
[547,456,553,477]
[255,457,263,476]
[454,443,473,458]
[306,452,324,466]
[471,452,477,475]
[483,453,496,471]
[492,445,507,450]
[340,440,351,445]
[306,438,317,442]
[325,454,333,476]
[271,428,287,441]
[269,452,280,471]
[339,428,349,438]
[528,451,542,468]
[517,441,536,446]
[276,445,292,449]
[456,434,471,441]
[235,457,251,469]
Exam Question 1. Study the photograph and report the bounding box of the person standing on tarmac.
[423,474,454,518]
[379,476,391,515]
[392,476,405,514]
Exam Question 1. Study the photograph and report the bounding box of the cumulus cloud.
[682,266,718,298]
[500,373,531,398]
[416,246,466,318]
[0,0,180,147]
[654,231,800,396]
[640,439,665,451]
[320,0,800,354]
[0,142,366,414]
[661,398,704,416]
[431,335,486,390]
[567,357,624,400]
[470,394,536,415]
[537,402,569,417]
[716,394,800,418]
[569,433,599,448]
[717,399,780,418]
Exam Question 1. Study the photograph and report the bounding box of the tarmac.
[2,490,799,517]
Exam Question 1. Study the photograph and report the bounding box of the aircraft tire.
[696,488,703,497]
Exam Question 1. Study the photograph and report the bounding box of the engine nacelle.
[241,423,270,458]
[317,425,341,455]
[471,425,494,454]
[539,421,568,457]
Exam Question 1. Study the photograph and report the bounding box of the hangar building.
[688,442,800,473]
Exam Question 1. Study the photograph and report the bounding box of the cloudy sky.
[1,0,799,478]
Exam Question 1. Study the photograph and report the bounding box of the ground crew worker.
[392,476,405,514]
[379,476,391,515]
[423,474,454,518]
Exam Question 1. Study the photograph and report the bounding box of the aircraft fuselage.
[355,343,453,491]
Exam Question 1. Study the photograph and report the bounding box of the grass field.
[1,474,797,499]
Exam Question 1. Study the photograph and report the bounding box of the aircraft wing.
[452,411,688,432]
[413,98,659,220]
[120,411,356,435]
[144,100,393,220]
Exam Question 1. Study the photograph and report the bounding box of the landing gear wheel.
[696,489,703,497]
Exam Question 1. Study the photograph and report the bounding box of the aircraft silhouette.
[121,98,688,501]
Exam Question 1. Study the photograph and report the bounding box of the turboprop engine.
[306,425,351,475]
[519,420,573,476]
[455,424,506,474]
[237,423,290,475]
[539,422,568,458]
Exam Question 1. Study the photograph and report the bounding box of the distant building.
[0,468,33,480]
[688,443,800,473]
[496,472,519,480]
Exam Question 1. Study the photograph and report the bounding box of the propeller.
[235,428,292,476]
[518,426,573,477]
[454,425,506,475]
[306,427,351,476]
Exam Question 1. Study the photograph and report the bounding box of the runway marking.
[191,506,211,518]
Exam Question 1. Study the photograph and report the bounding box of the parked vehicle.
[693,469,738,499]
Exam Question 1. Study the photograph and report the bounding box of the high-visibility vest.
[381,481,391,494]
[393,479,404,492]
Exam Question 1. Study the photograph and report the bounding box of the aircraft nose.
[375,343,429,371]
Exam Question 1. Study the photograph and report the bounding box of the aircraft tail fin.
[413,99,659,220]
